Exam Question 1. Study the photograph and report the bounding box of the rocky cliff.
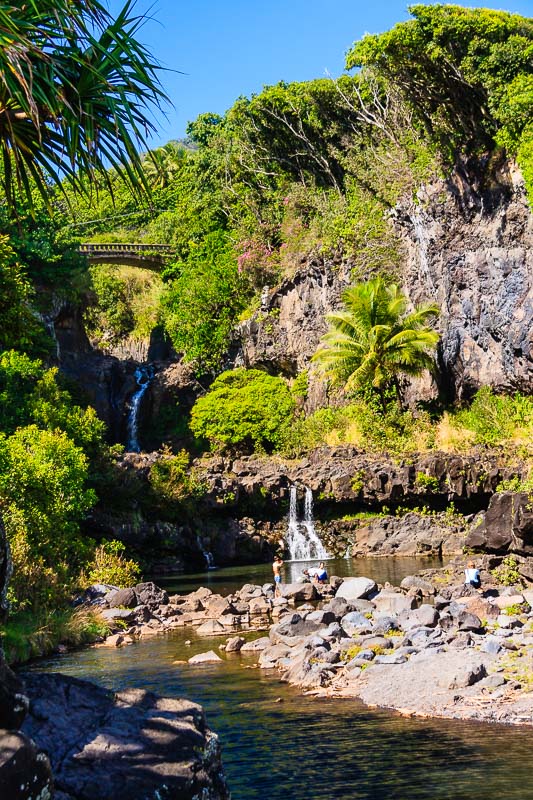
[233,160,532,405]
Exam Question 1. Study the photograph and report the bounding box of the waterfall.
[196,536,216,570]
[126,365,154,452]
[286,486,329,561]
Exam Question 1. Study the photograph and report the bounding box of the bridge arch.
[79,242,175,271]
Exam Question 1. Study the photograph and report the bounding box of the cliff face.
[397,160,532,400]
[233,161,533,404]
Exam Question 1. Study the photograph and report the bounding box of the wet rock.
[22,672,229,799]
[189,651,223,664]
[106,587,137,608]
[133,581,169,608]
[225,636,245,652]
[335,577,377,601]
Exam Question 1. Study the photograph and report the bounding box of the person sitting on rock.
[316,562,328,584]
[464,561,481,589]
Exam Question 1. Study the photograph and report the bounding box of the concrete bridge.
[79,242,175,270]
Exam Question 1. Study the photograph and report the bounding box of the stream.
[30,558,533,799]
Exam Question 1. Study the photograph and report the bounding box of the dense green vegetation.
[0,4,532,661]
[190,369,295,453]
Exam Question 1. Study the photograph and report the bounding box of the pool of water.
[31,624,533,800]
[154,555,444,596]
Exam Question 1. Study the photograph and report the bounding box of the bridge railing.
[79,242,174,254]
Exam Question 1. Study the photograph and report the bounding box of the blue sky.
[107,0,533,147]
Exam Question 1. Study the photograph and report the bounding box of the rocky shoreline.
[85,560,533,728]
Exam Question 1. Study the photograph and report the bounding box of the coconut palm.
[0,0,167,207]
[312,277,440,411]
[143,141,189,190]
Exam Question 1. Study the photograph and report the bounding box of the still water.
[32,557,533,800]
[155,555,444,596]
[33,626,533,800]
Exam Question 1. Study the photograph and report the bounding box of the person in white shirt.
[464,561,481,589]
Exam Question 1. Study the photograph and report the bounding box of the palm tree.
[0,0,167,207]
[142,141,189,190]
[312,277,440,412]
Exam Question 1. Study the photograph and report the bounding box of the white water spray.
[196,536,216,570]
[126,365,154,452]
[286,486,329,561]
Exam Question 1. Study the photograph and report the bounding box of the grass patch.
[1,606,111,665]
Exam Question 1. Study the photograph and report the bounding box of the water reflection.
[30,624,533,800]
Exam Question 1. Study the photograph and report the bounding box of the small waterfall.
[196,536,216,570]
[126,364,154,452]
[286,486,329,561]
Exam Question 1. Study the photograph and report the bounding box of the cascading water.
[196,536,216,570]
[126,365,154,452]
[286,486,329,561]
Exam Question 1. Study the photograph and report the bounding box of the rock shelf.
[86,564,533,727]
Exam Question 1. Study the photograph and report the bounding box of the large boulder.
[106,587,137,608]
[280,582,319,602]
[0,729,53,800]
[335,577,377,601]
[373,591,416,615]
[466,492,533,556]
[22,672,230,800]
[133,581,169,608]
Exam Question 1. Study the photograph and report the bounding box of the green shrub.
[454,388,533,448]
[281,398,433,457]
[149,448,206,503]
[0,425,96,610]
[83,540,141,588]
[190,368,295,453]
[84,264,163,348]
[416,472,439,492]
[491,556,523,587]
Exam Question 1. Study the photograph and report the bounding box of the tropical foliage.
[313,278,440,410]
[190,369,295,453]
[0,0,166,207]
